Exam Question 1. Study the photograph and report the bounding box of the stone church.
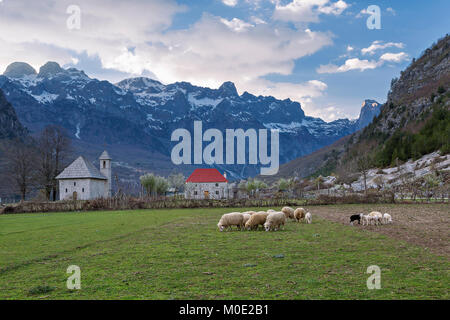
[56,151,112,200]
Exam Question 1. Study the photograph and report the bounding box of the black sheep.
[350,214,362,225]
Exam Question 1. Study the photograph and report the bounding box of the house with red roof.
[185,168,230,199]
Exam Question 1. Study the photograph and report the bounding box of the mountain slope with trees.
[344,34,449,170]
[270,34,450,184]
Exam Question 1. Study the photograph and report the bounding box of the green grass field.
[0,207,448,299]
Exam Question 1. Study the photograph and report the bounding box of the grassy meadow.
[0,206,448,299]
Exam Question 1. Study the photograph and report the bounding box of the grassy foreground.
[0,207,448,299]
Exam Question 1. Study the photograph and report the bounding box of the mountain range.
[0,61,381,181]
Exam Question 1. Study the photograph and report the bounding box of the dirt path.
[306,204,450,257]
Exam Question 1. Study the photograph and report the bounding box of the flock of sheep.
[217,207,311,232]
[216,207,394,231]
[350,212,393,226]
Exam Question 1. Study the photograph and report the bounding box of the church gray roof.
[56,156,107,180]
[99,150,111,160]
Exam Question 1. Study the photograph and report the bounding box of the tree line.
[0,125,71,201]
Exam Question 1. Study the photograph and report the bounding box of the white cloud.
[361,40,404,55]
[317,58,379,74]
[246,79,327,102]
[143,14,333,99]
[386,7,396,15]
[0,0,185,73]
[250,16,267,24]
[380,52,409,63]
[0,0,335,113]
[220,17,254,32]
[355,8,367,18]
[222,0,238,7]
[273,0,349,23]
[346,45,354,52]
[317,50,410,74]
[318,106,351,122]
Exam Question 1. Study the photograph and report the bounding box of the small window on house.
[74,182,76,186]
[103,161,106,169]
[65,188,68,193]
[215,183,219,187]
[216,191,219,195]
[82,188,85,193]
[194,191,198,195]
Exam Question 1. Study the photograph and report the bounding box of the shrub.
[28,285,54,296]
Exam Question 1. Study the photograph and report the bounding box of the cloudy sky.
[0,0,449,121]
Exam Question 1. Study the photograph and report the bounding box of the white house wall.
[90,179,108,199]
[59,178,107,200]
[185,182,230,199]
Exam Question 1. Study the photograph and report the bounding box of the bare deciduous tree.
[356,155,372,195]
[1,140,37,201]
[36,126,71,201]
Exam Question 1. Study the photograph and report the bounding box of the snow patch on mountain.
[31,91,59,104]
[188,93,223,108]
[263,122,302,133]
[75,123,81,139]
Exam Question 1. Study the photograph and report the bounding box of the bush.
[28,285,54,296]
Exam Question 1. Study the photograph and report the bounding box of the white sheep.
[267,209,277,213]
[242,211,256,215]
[217,212,244,231]
[294,207,307,223]
[382,213,393,225]
[245,212,269,230]
[305,212,312,224]
[242,213,251,226]
[281,207,295,220]
[264,212,286,231]
[368,211,383,225]
[361,214,371,226]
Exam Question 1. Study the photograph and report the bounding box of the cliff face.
[356,99,381,130]
[389,35,450,106]
[0,89,27,140]
[373,35,450,136]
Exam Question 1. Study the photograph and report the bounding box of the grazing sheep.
[368,211,383,225]
[383,213,393,225]
[281,207,295,220]
[361,214,371,226]
[242,211,256,216]
[217,212,244,232]
[264,212,286,231]
[305,212,312,224]
[350,213,363,225]
[242,213,251,226]
[294,207,307,223]
[245,212,269,230]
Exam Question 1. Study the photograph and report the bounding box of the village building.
[56,151,112,200]
[184,168,230,199]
